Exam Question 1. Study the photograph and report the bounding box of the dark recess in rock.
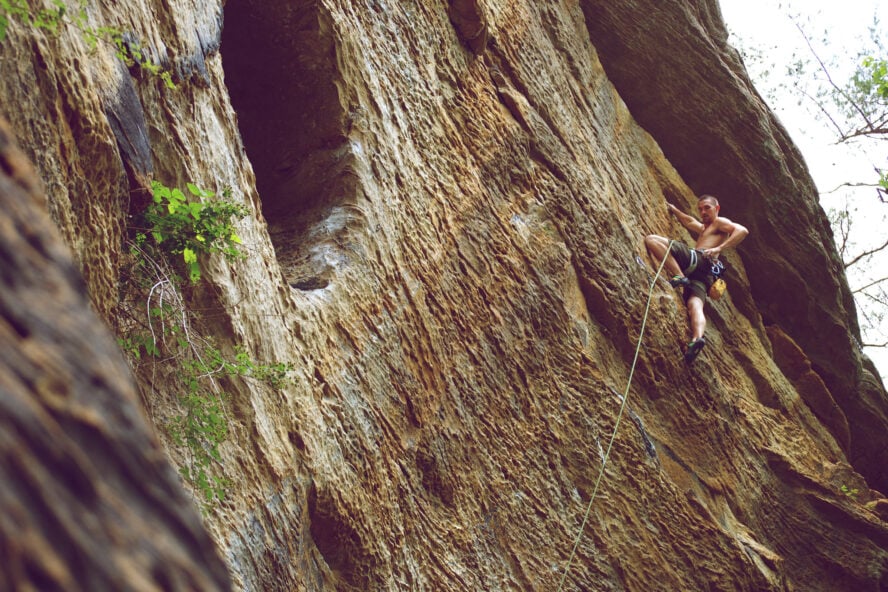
[221,0,362,289]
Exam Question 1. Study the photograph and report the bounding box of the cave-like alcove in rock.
[221,0,360,290]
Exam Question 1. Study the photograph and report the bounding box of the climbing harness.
[556,241,674,591]
[685,247,727,300]
[685,248,726,278]
[685,248,699,274]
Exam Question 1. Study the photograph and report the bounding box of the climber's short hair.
[698,194,719,207]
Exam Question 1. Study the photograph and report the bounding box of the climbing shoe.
[669,275,690,288]
[684,337,706,364]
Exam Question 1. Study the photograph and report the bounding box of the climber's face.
[697,198,719,224]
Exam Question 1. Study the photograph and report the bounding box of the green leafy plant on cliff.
[168,342,294,505]
[82,23,176,89]
[141,180,249,283]
[0,0,64,41]
[115,182,293,508]
[170,360,231,505]
[116,271,295,506]
[0,0,175,88]
[840,484,860,499]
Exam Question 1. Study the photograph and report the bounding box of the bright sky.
[719,0,888,378]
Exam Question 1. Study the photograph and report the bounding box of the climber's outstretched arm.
[667,203,704,236]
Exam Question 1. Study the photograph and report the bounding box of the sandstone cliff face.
[1,1,887,591]
[0,120,230,590]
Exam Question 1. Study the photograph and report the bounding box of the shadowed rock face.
[222,0,346,220]
[0,119,231,592]
[0,0,887,590]
[222,0,362,290]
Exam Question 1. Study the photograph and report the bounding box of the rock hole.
[288,430,306,452]
[306,482,370,589]
[221,0,363,290]
[416,440,455,506]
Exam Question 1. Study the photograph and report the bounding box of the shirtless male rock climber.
[644,194,749,363]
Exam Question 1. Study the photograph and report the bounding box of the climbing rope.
[556,240,673,591]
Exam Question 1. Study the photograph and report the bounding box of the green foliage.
[168,367,231,505]
[163,337,294,506]
[860,56,888,100]
[114,180,293,509]
[82,24,176,89]
[144,180,248,283]
[232,350,294,389]
[840,484,860,499]
[0,0,65,40]
[117,332,160,360]
[119,313,295,507]
[0,0,175,88]
[839,55,888,131]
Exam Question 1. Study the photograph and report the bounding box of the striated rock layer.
[0,0,886,591]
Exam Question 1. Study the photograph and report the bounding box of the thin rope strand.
[556,240,673,591]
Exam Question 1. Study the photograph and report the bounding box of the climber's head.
[697,194,720,224]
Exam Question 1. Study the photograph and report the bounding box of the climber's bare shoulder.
[714,216,746,234]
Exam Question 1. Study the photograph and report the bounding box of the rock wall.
[1,0,887,591]
[0,119,230,590]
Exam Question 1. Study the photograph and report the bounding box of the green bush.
[142,181,249,283]
[115,180,294,508]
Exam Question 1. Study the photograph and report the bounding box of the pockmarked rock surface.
[0,0,886,591]
[0,119,231,590]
